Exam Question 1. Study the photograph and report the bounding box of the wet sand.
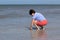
[0,5,60,40]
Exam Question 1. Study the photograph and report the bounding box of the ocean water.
[0,5,60,40]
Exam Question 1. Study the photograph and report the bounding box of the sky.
[0,0,60,4]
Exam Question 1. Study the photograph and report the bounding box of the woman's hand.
[30,26,32,30]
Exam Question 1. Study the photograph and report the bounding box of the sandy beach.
[0,5,60,40]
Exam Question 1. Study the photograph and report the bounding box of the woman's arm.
[30,19,35,30]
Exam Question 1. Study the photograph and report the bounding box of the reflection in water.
[30,30,47,40]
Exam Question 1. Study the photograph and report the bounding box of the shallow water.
[0,5,60,40]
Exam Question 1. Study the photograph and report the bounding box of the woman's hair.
[29,9,35,15]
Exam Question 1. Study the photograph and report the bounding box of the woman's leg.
[35,24,40,30]
[33,20,40,30]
